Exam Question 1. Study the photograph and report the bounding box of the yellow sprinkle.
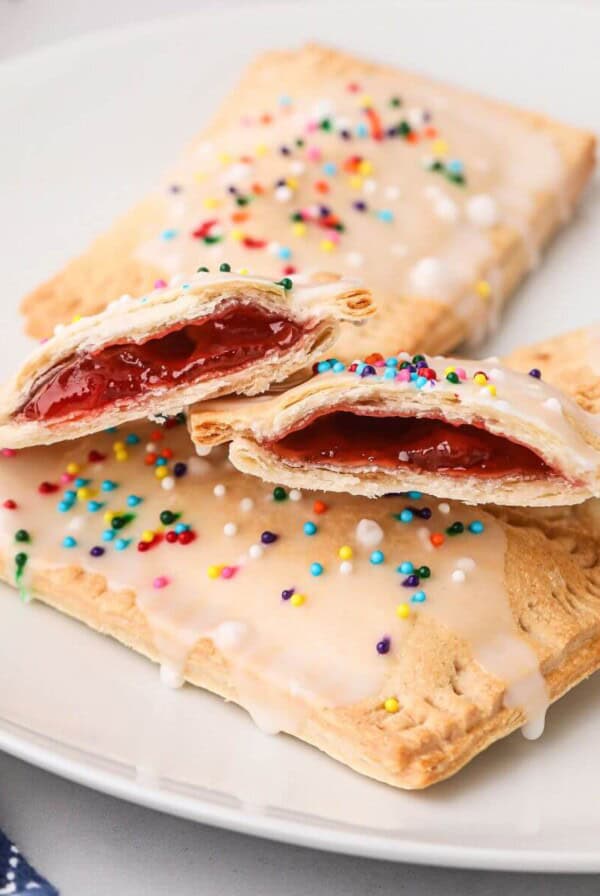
[348,175,363,190]
[320,239,336,253]
[290,593,306,607]
[255,143,268,157]
[292,222,307,237]
[238,268,249,275]
[359,93,373,108]
[115,451,128,462]
[155,466,169,480]
[71,314,81,324]
[432,138,449,157]
[112,441,125,452]
[286,177,298,189]
[473,372,487,386]
[338,545,353,561]
[444,365,456,376]
[66,462,80,475]
[230,228,244,242]
[358,160,373,176]
[485,384,497,397]
[103,511,116,524]
[475,280,492,299]
[141,530,155,543]
[218,152,232,165]
[203,197,220,209]
[76,486,95,500]
[396,603,411,619]
[207,564,223,579]
[192,171,206,184]
[384,697,400,714]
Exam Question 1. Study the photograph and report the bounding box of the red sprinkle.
[88,450,106,463]
[38,481,59,495]
[3,499,17,510]
[165,531,178,544]
[178,530,196,545]
[313,500,328,515]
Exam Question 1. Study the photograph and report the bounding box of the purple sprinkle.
[360,365,376,377]
[168,184,182,193]
[280,145,291,155]
[353,201,367,212]
[416,360,428,369]
[376,637,391,655]
[90,546,105,557]
[418,507,432,520]
[319,205,331,216]
[528,368,542,379]
[402,574,419,588]
[340,129,352,140]
[261,530,278,545]
[173,462,187,478]
[227,185,238,194]
[281,588,295,600]
[276,178,286,187]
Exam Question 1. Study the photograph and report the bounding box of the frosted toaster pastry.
[2,419,600,789]
[0,270,372,449]
[188,338,600,507]
[21,43,595,360]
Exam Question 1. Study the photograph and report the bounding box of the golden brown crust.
[2,499,600,789]
[20,44,595,361]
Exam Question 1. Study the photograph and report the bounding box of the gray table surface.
[1,2,598,893]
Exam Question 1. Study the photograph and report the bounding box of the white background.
[1,2,600,893]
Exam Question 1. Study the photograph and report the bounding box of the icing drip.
[0,422,548,739]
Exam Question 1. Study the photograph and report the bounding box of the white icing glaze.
[0,421,548,737]
[131,72,568,344]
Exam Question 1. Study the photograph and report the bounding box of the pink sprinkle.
[60,472,74,484]
[220,566,237,579]
[456,367,467,380]
[305,121,318,133]
[1,448,16,457]
[374,360,386,368]
[396,369,411,382]
[306,146,321,162]
[154,279,167,289]
[153,575,170,589]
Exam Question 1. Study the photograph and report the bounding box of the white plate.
[1,1,599,872]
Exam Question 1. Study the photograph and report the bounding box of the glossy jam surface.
[18,306,304,422]
[267,410,552,478]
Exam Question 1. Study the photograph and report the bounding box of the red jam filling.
[266,410,553,478]
[17,306,304,423]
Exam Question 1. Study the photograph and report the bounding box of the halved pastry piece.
[0,270,373,449]
[189,342,600,506]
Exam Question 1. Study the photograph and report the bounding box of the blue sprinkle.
[181,283,190,290]
[469,520,484,534]
[155,457,168,466]
[101,480,118,492]
[356,123,368,137]
[127,495,142,507]
[447,159,464,175]
[277,246,292,260]
[174,523,190,534]
[278,94,292,107]
[323,162,338,176]
[397,561,414,574]
[407,491,422,500]
[310,562,324,576]
[383,368,396,380]
[385,357,398,367]
[87,500,104,512]
[410,371,418,381]
[303,521,318,536]
[355,362,366,375]
[370,550,385,565]
[415,376,428,389]
[411,590,427,603]
[102,529,115,542]
[377,209,394,223]
[63,490,77,501]
[115,538,131,551]
[62,536,77,548]
[160,228,179,240]
[74,477,90,488]
[399,509,414,523]
[58,501,72,513]
[125,433,140,445]
[317,360,332,373]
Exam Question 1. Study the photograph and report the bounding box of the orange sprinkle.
[430,533,445,548]
[365,352,384,365]
[313,500,328,515]
[314,180,330,194]
[260,113,273,125]
[364,106,384,141]
[151,430,164,442]
[424,126,438,138]
[407,132,420,144]
[161,448,174,460]
[251,182,265,195]
[231,211,249,223]
[144,453,157,466]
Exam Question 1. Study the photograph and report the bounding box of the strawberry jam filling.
[17,306,304,423]
[265,410,554,478]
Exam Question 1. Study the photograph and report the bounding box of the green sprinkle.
[275,277,293,291]
[446,372,460,384]
[446,522,465,536]
[111,513,135,530]
[418,565,431,579]
[15,529,30,543]
[273,486,288,502]
[219,262,231,272]
[196,266,209,273]
[160,510,179,526]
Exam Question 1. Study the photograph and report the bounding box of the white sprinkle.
[160,664,184,689]
[240,497,254,512]
[384,185,400,201]
[434,196,459,222]
[543,397,562,413]
[289,489,302,502]
[249,544,263,559]
[346,251,364,268]
[213,483,226,497]
[363,178,377,195]
[223,522,238,537]
[409,256,451,295]
[195,444,213,457]
[275,185,292,202]
[489,368,506,381]
[67,515,84,532]
[211,621,247,651]
[169,273,186,287]
[451,569,466,584]
[407,106,426,128]
[438,502,450,515]
[53,323,66,337]
[339,561,353,575]
[145,442,157,453]
[466,193,498,228]
[289,160,305,176]
[398,450,410,462]
[457,557,476,572]
[161,476,175,491]
[355,518,384,548]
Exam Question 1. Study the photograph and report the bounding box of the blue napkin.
[0,830,58,895]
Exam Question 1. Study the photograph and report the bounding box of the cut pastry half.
[189,342,600,506]
[0,270,373,449]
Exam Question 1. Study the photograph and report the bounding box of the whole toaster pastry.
[20,43,595,361]
[1,327,600,789]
